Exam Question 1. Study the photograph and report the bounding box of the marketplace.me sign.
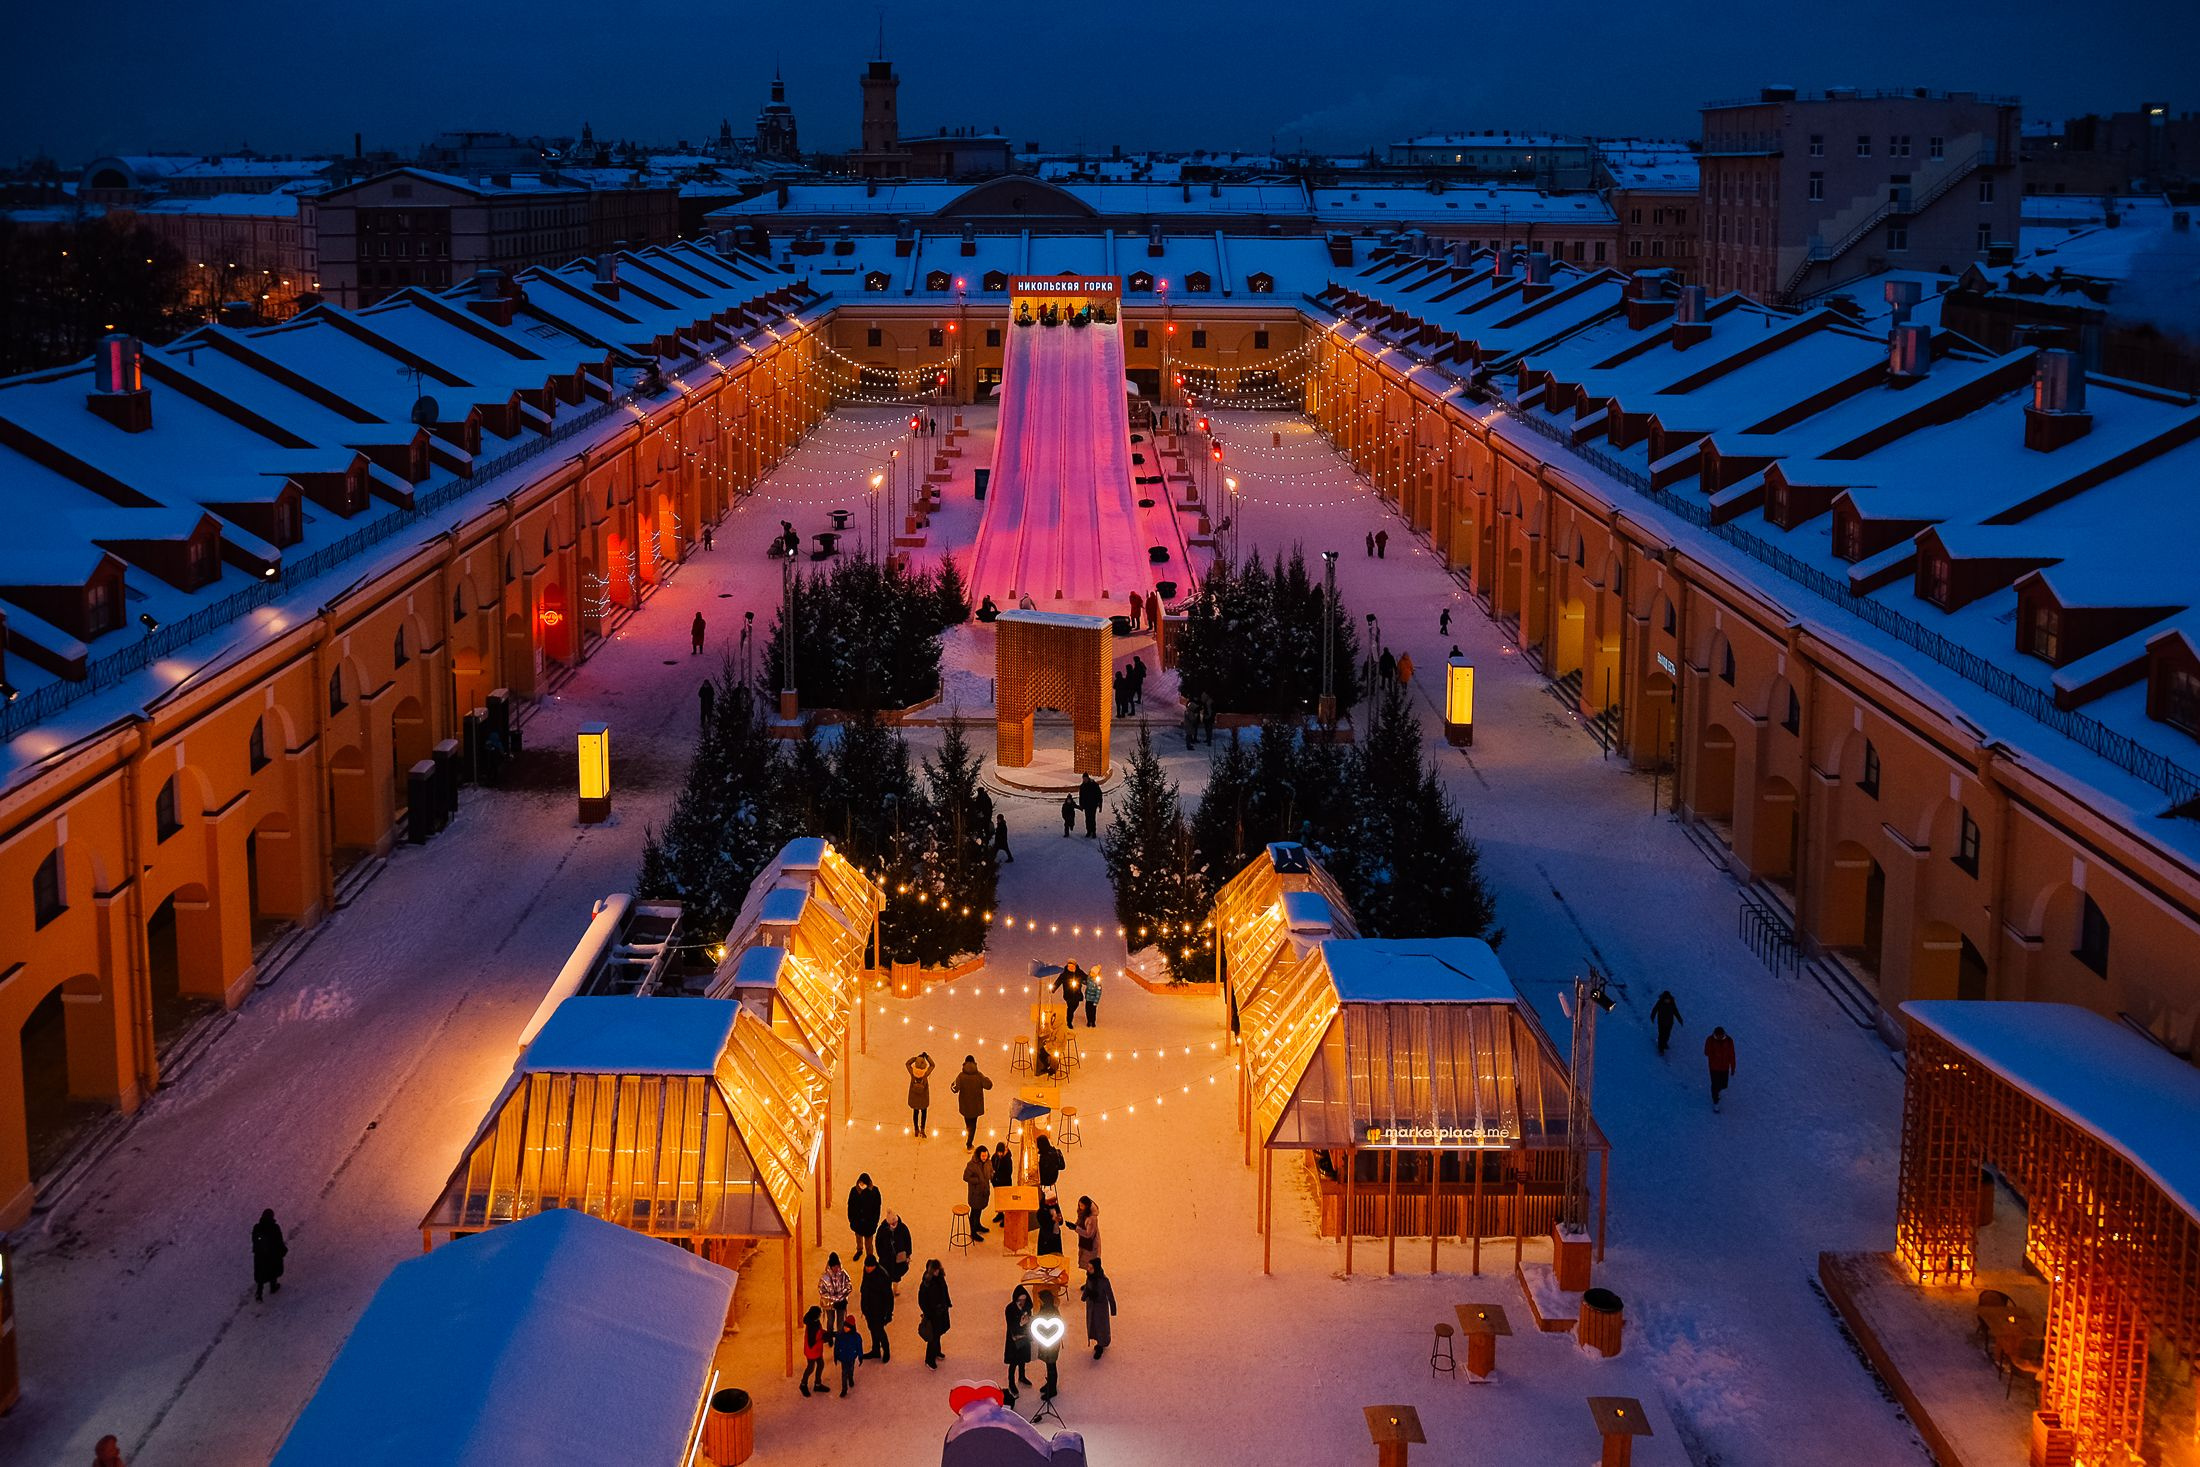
[1363,1124,1510,1148]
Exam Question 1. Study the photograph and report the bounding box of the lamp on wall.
[577,722,611,824]
[1444,657,1475,746]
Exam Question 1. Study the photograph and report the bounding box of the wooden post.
[1471,1154,1485,1277]
[819,1112,830,1238]
[1597,1149,1610,1264]
[843,1023,852,1114]
[1513,1163,1525,1272]
[1262,1145,1274,1276]
[1344,1153,1356,1276]
[1386,1151,1399,1276]
[1429,1150,1440,1275]
[858,979,867,1056]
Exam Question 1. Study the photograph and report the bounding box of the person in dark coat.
[1003,1286,1034,1390]
[1035,1134,1068,1191]
[989,1141,1014,1223]
[905,1052,934,1136]
[690,612,706,655]
[859,1255,895,1361]
[1051,962,1087,1029]
[1060,795,1076,837]
[1365,530,1375,558]
[994,813,1014,864]
[1650,991,1684,1056]
[1036,1199,1065,1257]
[251,1209,287,1300]
[1375,528,1389,559]
[874,1211,913,1286]
[1031,1294,1065,1399]
[963,1145,992,1241]
[975,787,994,835]
[1439,607,1452,637]
[698,680,715,731]
[1112,668,1127,718]
[1082,1260,1117,1359]
[846,1173,882,1257]
[833,1315,863,1396]
[952,1056,993,1147]
[1705,1026,1737,1110]
[1131,656,1147,710]
[917,1259,953,1368]
[1077,774,1102,837]
[1378,647,1397,685]
[1074,1196,1102,1270]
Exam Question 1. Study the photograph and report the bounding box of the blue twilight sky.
[2,0,2193,163]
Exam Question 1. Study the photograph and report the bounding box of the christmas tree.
[896,716,997,964]
[1329,679,1498,941]
[1102,724,1212,980]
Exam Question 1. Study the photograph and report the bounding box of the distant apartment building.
[1596,142,1701,278]
[159,157,338,198]
[1385,133,1593,189]
[135,191,319,319]
[2024,102,2200,195]
[315,168,591,308]
[1700,87,2022,303]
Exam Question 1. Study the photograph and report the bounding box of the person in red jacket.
[1704,1026,1737,1111]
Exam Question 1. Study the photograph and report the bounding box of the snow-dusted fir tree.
[1190,732,1257,881]
[1331,680,1497,941]
[934,553,971,627]
[1102,724,1211,978]
[1191,717,1354,890]
[824,707,933,963]
[900,716,996,963]
[1175,546,1359,719]
[761,556,949,712]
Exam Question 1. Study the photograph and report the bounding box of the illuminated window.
[2029,604,2061,662]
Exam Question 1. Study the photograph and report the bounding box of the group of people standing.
[1111,656,1150,717]
[1063,774,1103,838]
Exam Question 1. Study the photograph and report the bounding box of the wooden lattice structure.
[994,610,1112,774]
[708,837,884,1009]
[1897,1002,2200,1462]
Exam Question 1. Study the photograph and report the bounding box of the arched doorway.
[1820,840,1887,974]
[537,583,571,664]
[146,886,219,1047]
[1752,776,1799,886]
[1693,722,1737,828]
[328,743,378,859]
[1912,923,1989,1002]
[1637,669,1677,771]
[389,694,432,813]
[18,976,116,1178]
[1500,546,1524,629]
[1553,597,1586,680]
[245,811,298,943]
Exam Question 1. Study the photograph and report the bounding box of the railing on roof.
[1495,403,2200,809]
[1,391,635,743]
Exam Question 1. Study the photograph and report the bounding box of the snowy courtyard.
[9,403,1929,1466]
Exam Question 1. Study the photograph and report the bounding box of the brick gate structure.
[994,610,1113,775]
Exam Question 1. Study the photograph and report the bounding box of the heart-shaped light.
[1030,1315,1067,1350]
[948,1381,1006,1415]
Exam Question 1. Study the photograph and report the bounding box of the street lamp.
[1444,658,1475,746]
[576,723,611,824]
[869,470,885,558]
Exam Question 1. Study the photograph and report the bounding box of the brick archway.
[994,611,1112,775]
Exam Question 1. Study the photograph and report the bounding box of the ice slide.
[969,320,1153,614]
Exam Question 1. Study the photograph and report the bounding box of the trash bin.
[1580,1287,1624,1358]
[703,1387,753,1465]
[973,468,990,501]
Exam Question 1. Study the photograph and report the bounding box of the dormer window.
[863,271,890,292]
[2162,666,2200,737]
[1926,554,1952,607]
[2028,604,2061,663]
[925,270,951,291]
[1184,271,1212,293]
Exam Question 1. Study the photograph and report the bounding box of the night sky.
[2,0,2193,162]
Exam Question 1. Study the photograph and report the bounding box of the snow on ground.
[5,404,1925,1467]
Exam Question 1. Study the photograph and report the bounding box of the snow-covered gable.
[521,996,741,1076]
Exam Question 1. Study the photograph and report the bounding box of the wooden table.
[994,1185,1041,1251]
[1363,1404,1426,1467]
[1587,1396,1653,1467]
[1454,1302,1513,1380]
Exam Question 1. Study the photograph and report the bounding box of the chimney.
[593,252,620,300]
[1148,223,1164,257]
[1491,248,1514,283]
[1888,322,1932,382]
[960,222,977,257]
[1673,283,1711,348]
[1884,278,1922,325]
[2024,348,2093,450]
[776,182,790,207]
[1624,271,1675,332]
[1520,250,1553,301]
[1451,240,1474,269]
[715,228,736,257]
[466,268,515,327]
[87,332,152,432]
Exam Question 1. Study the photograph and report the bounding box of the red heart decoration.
[948,1381,1006,1415]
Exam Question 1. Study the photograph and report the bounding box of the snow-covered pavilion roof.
[272,1210,731,1467]
[521,996,740,1076]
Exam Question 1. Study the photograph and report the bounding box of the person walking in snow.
[1375,528,1389,559]
[1078,774,1102,838]
[702,523,714,551]
[690,611,706,655]
[1650,990,1684,1056]
[799,1307,828,1396]
[994,813,1014,864]
[1060,794,1076,837]
[989,1140,1014,1222]
[251,1208,287,1301]
[1439,607,1452,637]
[1082,1260,1117,1360]
[1378,648,1397,685]
[1705,1025,1737,1111]
[833,1315,863,1396]
[859,1254,895,1362]
[1131,656,1148,710]
[1365,530,1375,558]
[918,1259,953,1368]
[1074,1195,1102,1269]
[963,1145,993,1242]
[846,1173,883,1258]
[818,1252,853,1333]
[874,1210,913,1286]
[698,679,715,731]
[905,1051,934,1136]
[1051,961,1087,1029]
[1003,1286,1035,1392]
[952,1055,994,1148]
[1082,966,1102,1028]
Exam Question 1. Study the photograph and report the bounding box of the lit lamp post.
[576,723,611,824]
[869,470,885,559]
[1444,657,1475,746]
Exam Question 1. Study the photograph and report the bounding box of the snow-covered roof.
[1311,185,1615,226]
[520,996,741,1076]
[135,192,303,218]
[1394,133,1582,149]
[271,1210,732,1467]
[997,608,1111,631]
[1317,938,1516,1003]
[1904,1001,2200,1223]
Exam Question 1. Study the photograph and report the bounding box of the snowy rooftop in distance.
[1317,937,1515,1003]
[1904,1001,2200,1223]
[270,1210,731,1467]
[520,996,740,1075]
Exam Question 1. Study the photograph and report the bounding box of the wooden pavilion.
[1213,841,1356,1022]
[1898,1001,2200,1463]
[420,996,828,1374]
[708,836,884,992]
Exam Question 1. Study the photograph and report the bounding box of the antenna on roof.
[875,9,884,58]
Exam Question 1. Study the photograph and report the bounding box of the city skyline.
[3,0,2195,162]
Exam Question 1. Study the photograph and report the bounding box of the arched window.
[452,585,466,623]
[541,527,552,558]
[1718,643,1736,683]
[505,550,516,584]
[1954,808,1981,875]
[1859,740,1880,797]
[394,626,409,666]
[329,667,347,714]
[33,848,65,929]
[1782,687,1801,733]
[155,774,181,842]
[249,718,269,773]
[2075,895,2110,976]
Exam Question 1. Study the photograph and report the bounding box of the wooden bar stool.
[1011,1036,1032,1074]
[1429,1323,1457,1379]
[1059,1105,1082,1147]
[1057,1031,1082,1070]
[949,1204,972,1256]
